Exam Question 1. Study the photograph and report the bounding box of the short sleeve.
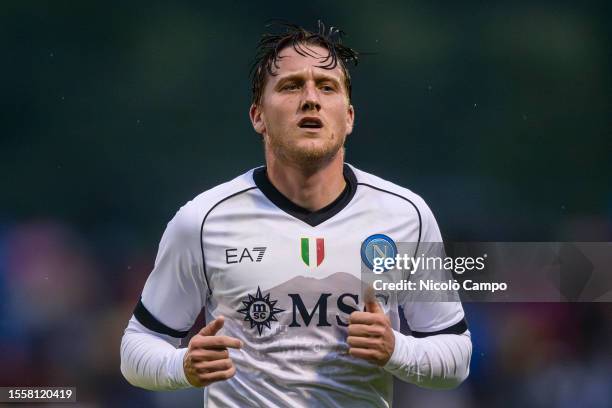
[399,201,468,336]
[135,202,208,338]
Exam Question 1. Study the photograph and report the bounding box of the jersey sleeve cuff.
[171,347,192,388]
[384,329,415,372]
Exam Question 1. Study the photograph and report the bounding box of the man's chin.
[270,140,342,168]
[288,143,343,167]
[265,130,346,168]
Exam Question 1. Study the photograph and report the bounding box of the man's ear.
[249,103,265,135]
[346,104,355,135]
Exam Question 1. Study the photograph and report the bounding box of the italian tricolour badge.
[300,237,325,267]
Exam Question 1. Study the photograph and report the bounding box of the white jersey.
[132,164,467,407]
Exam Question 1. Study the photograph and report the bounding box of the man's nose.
[300,83,321,112]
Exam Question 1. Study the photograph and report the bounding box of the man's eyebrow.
[275,73,342,86]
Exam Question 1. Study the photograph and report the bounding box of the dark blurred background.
[1,1,611,407]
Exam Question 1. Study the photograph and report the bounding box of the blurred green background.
[1,1,611,407]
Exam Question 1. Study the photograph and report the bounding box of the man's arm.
[120,317,191,390]
[121,315,242,390]
[120,200,240,390]
[348,298,472,389]
[383,327,472,389]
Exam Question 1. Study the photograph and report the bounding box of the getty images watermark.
[370,251,508,293]
[359,236,510,300]
[361,239,612,302]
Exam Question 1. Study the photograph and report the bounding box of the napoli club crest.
[237,287,285,335]
[360,234,398,273]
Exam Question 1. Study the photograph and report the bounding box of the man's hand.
[183,316,242,387]
[347,297,395,366]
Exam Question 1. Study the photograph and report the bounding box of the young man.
[120,22,471,407]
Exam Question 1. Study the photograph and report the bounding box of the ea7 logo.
[225,247,266,264]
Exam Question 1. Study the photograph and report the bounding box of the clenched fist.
[347,297,395,366]
[183,316,242,387]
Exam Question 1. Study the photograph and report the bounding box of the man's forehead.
[272,44,344,79]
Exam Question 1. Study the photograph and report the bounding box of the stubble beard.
[266,131,346,170]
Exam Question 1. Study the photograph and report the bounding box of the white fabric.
[120,317,191,390]
[120,320,472,393]
[120,164,472,407]
[384,329,472,389]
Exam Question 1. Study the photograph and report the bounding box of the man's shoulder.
[349,164,441,239]
[168,167,259,231]
[189,167,258,209]
[349,164,431,214]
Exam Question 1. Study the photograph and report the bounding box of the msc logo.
[288,292,389,328]
[288,292,357,328]
[237,287,284,335]
[238,290,389,335]
[225,247,266,264]
[361,234,397,274]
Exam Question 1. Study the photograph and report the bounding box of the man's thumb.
[365,298,384,314]
[364,285,384,314]
[199,315,225,336]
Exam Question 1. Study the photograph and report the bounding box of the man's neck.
[265,152,346,212]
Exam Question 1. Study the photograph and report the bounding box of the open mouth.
[298,117,323,129]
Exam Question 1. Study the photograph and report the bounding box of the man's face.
[250,44,355,168]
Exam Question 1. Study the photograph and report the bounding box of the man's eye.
[282,83,299,91]
[321,85,336,92]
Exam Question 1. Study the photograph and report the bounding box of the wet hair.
[250,20,359,105]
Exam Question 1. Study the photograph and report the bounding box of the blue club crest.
[360,234,397,273]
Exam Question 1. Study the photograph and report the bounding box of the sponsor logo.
[225,247,267,264]
[360,234,397,274]
[300,237,325,267]
[237,290,390,335]
[237,287,284,335]
[288,292,356,327]
[288,292,388,328]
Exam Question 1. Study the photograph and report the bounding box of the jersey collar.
[253,164,358,227]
